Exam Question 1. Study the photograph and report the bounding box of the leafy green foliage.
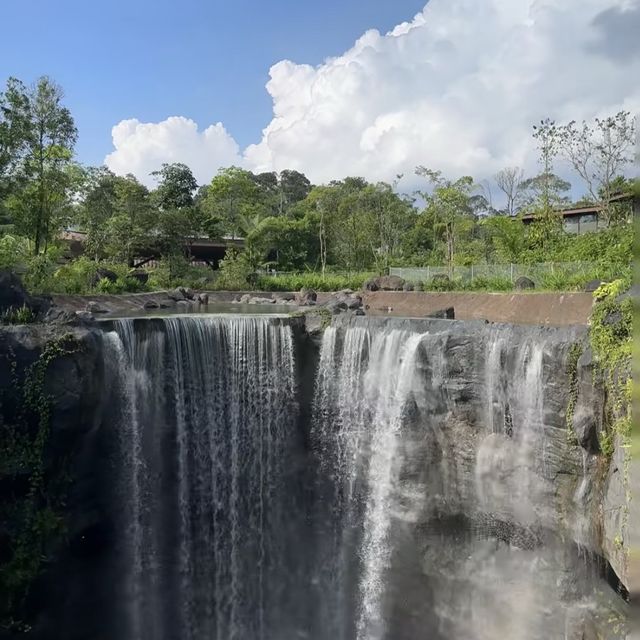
[1,304,36,325]
[589,280,632,456]
[0,334,80,629]
[257,272,374,292]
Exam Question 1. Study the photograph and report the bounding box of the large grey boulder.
[296,288,317,306]
[374,275,405,291]
[167,288,186,302]
[363,279,379,292]
[515,276,535,290]
[0,269,50,317]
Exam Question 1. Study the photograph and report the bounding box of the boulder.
[515,276,535,290]
[86,301,108,314]
[197,293,209,305]
[375,275,405,291]
[143,300,160,310]
[274,292,296,302]
[363,279,379,292]
[129,269,149,285]
[583,279,602,293]
[167,288,186,302]
[178,287,195,300]
[90,267,118,287]
[0,269,49,316]
[239,294,252,304]
[296,288,317,306]
[250,297,276,305]
[326,300,348,315]
[402,281,415,292]
[426,307,455,319]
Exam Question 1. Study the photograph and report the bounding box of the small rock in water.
[86,301,108,314]
[198,293,209,305]
[143,300,160,310]
[426,306,455,319]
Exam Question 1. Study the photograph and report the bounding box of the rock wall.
[0,314,628,639]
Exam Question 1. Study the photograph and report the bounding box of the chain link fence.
[390,262,596,284]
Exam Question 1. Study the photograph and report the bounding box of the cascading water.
[97,313,624,640]
[312,325,427,640]
[104,316,300,640]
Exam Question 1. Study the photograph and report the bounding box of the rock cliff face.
[0,314,628,639]
[309,316,627,640]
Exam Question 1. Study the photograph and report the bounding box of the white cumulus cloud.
[105,0,640,189]
[105,116,241,186]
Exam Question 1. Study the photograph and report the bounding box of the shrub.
[1,304,36,325]
[255,272,375,292]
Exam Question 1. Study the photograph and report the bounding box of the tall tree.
[531,118,560,217]
[8,77,77,254]
[494,167,524,216]
[557,111,635,225]
[202,167,263,238]
[415,167,477,271]
[279,170,312,215]
[150,162,198,210]
[0,78,30,208]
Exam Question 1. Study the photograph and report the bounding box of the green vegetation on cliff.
[0,333,80,631]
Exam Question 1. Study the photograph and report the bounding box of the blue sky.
[1,0,426,167]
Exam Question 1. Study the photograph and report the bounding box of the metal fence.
[389,262,596,284]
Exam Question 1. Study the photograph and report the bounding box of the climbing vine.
[589,279,632,456]
[0,332,80,632]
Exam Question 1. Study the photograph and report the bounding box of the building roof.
[519,192,632,222]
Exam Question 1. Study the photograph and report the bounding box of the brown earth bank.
[51,290,595,326]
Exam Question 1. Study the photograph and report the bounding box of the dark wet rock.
[515,276,535,290]
[296,288,317,305]
[143,300,160,310]
[178,287,195,300]
[584,279,603,293]
[363,278,379,292]
[0,269,50,317]
[326,300,348,315]
[426,307,455,319]
[90,267,118,287]
[197,293,209,305]
[374,275,405,291]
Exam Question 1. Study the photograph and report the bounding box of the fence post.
[471,265,474,281]
[510,263,514,283]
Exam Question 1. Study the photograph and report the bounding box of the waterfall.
[312,323,427,640]
[105,316,298,640]
[98,313,618,640]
